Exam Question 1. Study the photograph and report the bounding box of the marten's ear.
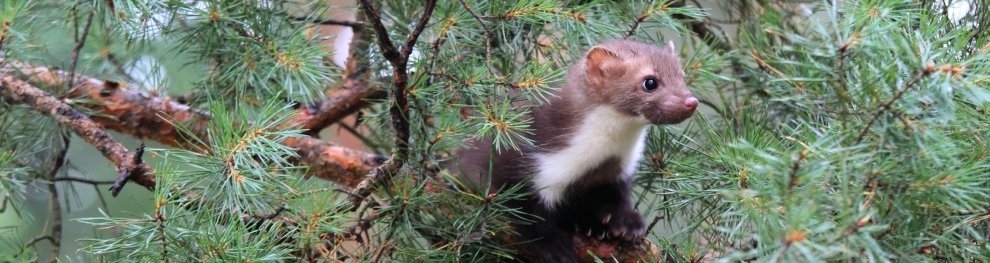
[665,40,675,53]
[586,46,622,85]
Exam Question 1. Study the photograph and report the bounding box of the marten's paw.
[576,207,645,242]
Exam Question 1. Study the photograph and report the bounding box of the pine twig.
[854,68,934,144]
[154,190,169,263]
[242,206,287,222]
[626,2,671,38]
[669,0,731,51]
[0,73,154,196]
[44,133,69,263]
[458,0,494,62]
[66,10,95,94]
[25,236,54,248]
[787,151,806,190]
[53,176,116,185]
[646,214,665,232]
[349,0,437,207]
[0,195,8,214]
[288,16,365,30]
[109,143,147,196]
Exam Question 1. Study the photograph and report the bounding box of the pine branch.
[292,26,381,135]
[242,206,287,222]
[349,0,437,206]
[292,77,380,133]
[282,136,387,188]
[669,0,731,51]
[0,61,384,189]
[626,2,672,38]
[288,16,365,30]
[5,61,211,148]
[0,72,154,196]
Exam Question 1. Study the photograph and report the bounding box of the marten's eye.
[643,77,659,92]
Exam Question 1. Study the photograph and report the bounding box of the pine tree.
[1,0,989,262]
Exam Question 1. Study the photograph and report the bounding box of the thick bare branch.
[293,78,379,132]
[4,61,210,149]
[1,62,383,190]
[0,70,154,195]
[293,18,379,135]
[283,136,387,188]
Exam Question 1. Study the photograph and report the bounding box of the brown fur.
[455,39,696,262]
[571,39,694,124]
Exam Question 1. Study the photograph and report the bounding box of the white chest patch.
[532,106,649,207]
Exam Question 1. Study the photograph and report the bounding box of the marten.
[457,39,698,262]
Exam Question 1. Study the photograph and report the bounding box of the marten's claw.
[573,207,644,243]
[605,208,645,242]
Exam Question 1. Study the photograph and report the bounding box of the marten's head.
[581,39,698,125]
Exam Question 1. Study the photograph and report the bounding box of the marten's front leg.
[520,202,581,263]
[559,179,645,242]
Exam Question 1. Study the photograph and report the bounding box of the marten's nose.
[684,97,698,110]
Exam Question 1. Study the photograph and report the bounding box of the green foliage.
[168,98,304,213]
[1,0,989,262]
[641,1,990,262]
